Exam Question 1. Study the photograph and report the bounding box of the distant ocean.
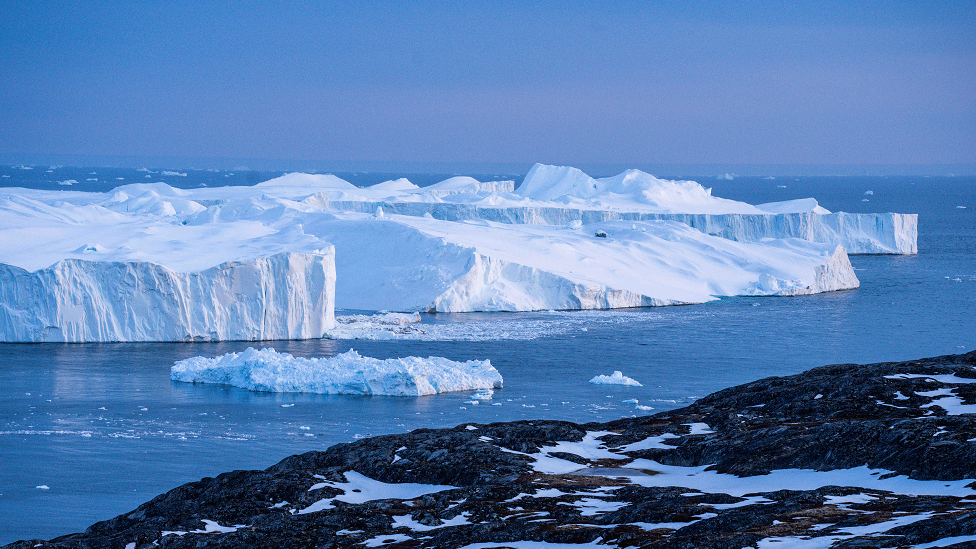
[1,165,974,543]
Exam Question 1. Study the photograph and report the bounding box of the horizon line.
[2,154,974,177]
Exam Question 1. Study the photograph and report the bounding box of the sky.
[1,1,974,173]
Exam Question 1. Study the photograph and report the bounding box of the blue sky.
[1,1,974,172]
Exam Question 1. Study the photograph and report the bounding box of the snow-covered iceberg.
[0,251,336,343]
[171,347,502,396]
[320,164,916,255]
[0,163,905,340]
[325,201,916,254]
[312,213,859,312]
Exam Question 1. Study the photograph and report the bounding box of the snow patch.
[301,470,456,514]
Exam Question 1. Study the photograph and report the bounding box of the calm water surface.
[0,171,973,543]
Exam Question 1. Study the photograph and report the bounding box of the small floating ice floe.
[589,371,642,386]
[172,348,502,396]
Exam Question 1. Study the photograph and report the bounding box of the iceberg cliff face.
[0,251,335,342]
[317,215,859,313]
[324,201,917,255]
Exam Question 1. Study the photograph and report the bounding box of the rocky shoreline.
[9,351,976,549]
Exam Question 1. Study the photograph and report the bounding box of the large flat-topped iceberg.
[315,214,859,312]
[171,347,502,396]
[0,165,881,340]
[253,164,914,255]
[3,176,860,319]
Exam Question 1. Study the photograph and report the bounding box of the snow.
[392,512,472,531]
[589,371,642,386]
[361,533,412,547]
[563,497,628,516]
[190,520,240,534]
[301,470,457,514]
[541,431,621,461]
[685,422,715,435]
[618,460,976,497]
[0,164,916,341]
[911,535,976,548]
[507,433,976,500]
[755,513,934,549]
[886,373,976,384]
[756,198,831,214]
[924,396,976,415]
[616,433,680,452]
[515,164,763,215]
[458,541,608,549]
[171,347,502,396]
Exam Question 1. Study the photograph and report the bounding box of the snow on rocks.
[300,471,458,514]
[171,347,502,396]
[589,371,643,386]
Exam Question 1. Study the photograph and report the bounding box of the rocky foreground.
[9,351,976,549]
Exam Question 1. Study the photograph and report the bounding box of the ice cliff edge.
[0,250,336,343]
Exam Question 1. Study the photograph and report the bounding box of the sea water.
[0,167,974,543]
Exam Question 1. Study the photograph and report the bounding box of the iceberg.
[0,251,336,343]
[0,162,910,340]
[324,200,917,254]
[310,164,917,255]
[314,214,859,312]
[171,347,502,396]
[589,371,643,386]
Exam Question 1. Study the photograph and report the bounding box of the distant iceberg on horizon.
[0,163,916,342]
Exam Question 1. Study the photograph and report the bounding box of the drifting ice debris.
[589,371,643,386]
